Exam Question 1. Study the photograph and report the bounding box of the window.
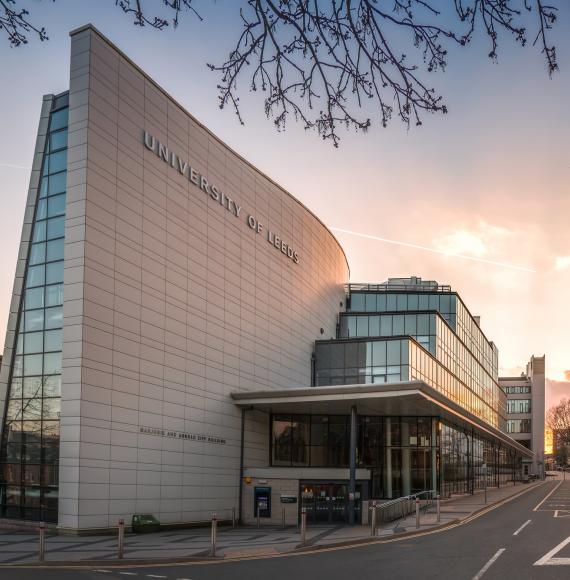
[507,399,531,414]
[46,216,65,240]
[29,244,46,265]
[365,294,376,312]
[45,285,63,307]
[507,419,531,433]
[24,333,43,354]
[43,150,67,176]
[47,194,65,218]
[49,108,68,131]
[46,239,64,262]
[24,310,44,333]
[350,293,365,311]
[47,172,66,196]
[49,130,67,151]
[26,265,45,288]
[45,262,64,285]
[25,288,44,310]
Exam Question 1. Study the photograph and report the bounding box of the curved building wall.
[52,26,347,529]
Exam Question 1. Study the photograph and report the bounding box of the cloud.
[564,370,570,381]
[433,229,488,257]
[331,227,536,273]
[554,256,570,271]
[432,221,512,258]
[546,379,570,411]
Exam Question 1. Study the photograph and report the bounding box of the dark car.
[132,514,160,533]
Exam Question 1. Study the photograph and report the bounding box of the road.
[4,481,570,580]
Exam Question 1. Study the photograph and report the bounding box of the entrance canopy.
[232,380,533,458]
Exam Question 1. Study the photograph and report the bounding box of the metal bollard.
[232,507,236,529]
[370,504,377,537]
[415,498,420,529]
[282,506,286,529]
[38,522,46,562]
[211,513,218,557]
[117,518,125,559]
[484,483,487,504]
[257,502,261,528]
[300,507,307,545]
[436,495,441,523]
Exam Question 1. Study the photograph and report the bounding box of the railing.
[373,490,437,524]
[347,283,451,293]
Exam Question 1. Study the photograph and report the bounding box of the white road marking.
[472,548,506,580]
[513,519,531,536]
[554,510,570,518]
[534,535,570,566]
[533,482,562,511]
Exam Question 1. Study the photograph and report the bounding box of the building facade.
[499,356,546,478]
[235,277,529,525]
[0,26,531,531]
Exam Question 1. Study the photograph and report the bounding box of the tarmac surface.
[2,476,570,579]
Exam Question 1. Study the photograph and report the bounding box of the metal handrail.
[373,490,437,524]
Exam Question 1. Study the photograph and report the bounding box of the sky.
[0,1,569,409]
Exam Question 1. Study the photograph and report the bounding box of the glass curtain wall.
[271,415,522,499]
[0,95,68,523]
[440,423,520,497]
[314,338,502,429]
[348,291,498,382]
[339,312,436,354]
[271,414,437,499]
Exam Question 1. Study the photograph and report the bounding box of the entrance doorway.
[300,482,362,524]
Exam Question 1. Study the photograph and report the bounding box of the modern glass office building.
[0,26,531,531]
[234,278,528,524]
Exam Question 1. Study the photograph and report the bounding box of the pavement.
[3,477,570,579]
[0,478,553,566]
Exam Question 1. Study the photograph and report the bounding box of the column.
[402,420,411,496]
[385,417,393,498]
[348,405,357,524]
[431,419,437,493]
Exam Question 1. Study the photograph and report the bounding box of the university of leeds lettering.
[143,131,300,264]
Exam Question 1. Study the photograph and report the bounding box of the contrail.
[331,227,536,273]
[0,163,31,170]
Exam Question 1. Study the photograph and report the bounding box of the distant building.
[499,356,545,478]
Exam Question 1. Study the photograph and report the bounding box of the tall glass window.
[507,399,531,414]
[0,96,67,523]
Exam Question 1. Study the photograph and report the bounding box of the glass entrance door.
[300,482,361,524]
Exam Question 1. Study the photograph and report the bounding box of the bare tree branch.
[547,398,570,465]
[205,0,561,146]
[0,0,51,46]
[1,0,561,145]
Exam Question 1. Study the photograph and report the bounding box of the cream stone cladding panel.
[59,26,349,530]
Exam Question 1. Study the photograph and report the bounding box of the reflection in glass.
[0,103,67,523]
[45,284,63,307]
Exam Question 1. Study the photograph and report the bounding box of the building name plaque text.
[139,426,226,445]
[144,131,300,264]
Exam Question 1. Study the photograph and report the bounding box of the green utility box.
[132,514,160,533]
